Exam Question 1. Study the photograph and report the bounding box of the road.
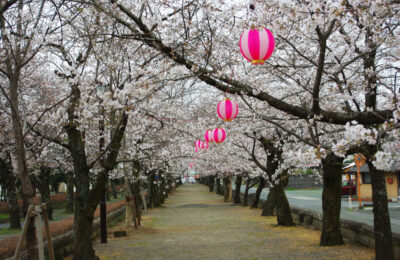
[240,186,400,234]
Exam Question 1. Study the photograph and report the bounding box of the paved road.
[94,184,374,260]
[240,186,400,234]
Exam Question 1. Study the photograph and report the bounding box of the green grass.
[52,201,67,210]
[285,187,321,191]
[0,228,21,235]
[0,214,9,220]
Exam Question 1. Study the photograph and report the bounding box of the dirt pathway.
[94,184,374,260]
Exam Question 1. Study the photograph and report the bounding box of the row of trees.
[0,0,399,259]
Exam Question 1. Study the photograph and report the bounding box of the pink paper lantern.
[213,128,226,144]
[195,140,202,148]
[217,99,238,122]
[200,142,209,150]
[239,28,275,65]
[189,163,194,167]
[195,148,199,152]
[204,130,214,142]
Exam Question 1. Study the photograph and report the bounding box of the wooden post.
[134,194,141,226]
[131,196,138,229]
[41,203,55,260]
[34,206,44,260]
[14,205,34,260]
[125,195,132,228]
[141,191,147,214]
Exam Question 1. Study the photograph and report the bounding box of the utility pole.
[97,85,107,244]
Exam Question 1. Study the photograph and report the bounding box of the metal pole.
[356,163,362,208]
[100,193,107,243]
[99,97,107,244]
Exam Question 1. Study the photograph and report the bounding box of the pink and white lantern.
[204,130,214,142]
[217,99,239,122]
[239,28,275,65]
[200,141,209,150]
[195,140,202,148]
[213,128,226,144]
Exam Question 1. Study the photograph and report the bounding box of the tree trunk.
[73,203,97,260]
[262,187,275,216]
[148,174,155,208]
[251,176,265,209]
[273,184,294,226]
[110,180,118,199]
[8,71,37,258]
[66,172,74,213]
[208,175,215,192]
[0,157,21,229]
[216,177,222,195]
[243,178,251,206]
[320,154,344,246]
[223,176,230,202]
[368,161,394,260]
[106,180,111,201]
[234,175,242,204]
[31,167,53,220]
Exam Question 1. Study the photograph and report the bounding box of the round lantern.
[239,27,275,65]
[213,128,226,144]
[195,140,202,148]
[200,141,209,150]
[195,148,199,152]
[217,99,238,122]
[204,130,214,142]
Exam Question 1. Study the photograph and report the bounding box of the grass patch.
[52,202,67,210]
[285,187,321,191]
[0,214,9,220]
[0,228,21,235]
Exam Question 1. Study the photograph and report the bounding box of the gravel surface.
[93,184,374,260]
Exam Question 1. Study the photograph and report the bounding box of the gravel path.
[94,184,374,260]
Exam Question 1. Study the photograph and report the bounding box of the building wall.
[386,173,398,200]
[359,183,372,199]
[357,172,398,201]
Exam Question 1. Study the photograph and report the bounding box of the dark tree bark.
[66,104,129,260]
[105,180,111,201]
[110,179,118,199]
[367,157,394,259]
[0,157,21,229]
[320,153,344,246]
[253,136,293,226]
[262,187,275,216]
[130,167,142,223]
[233,175,242,204]
[31,166,53,220]
[208,175,215,192]
[5,58,36,259]
[66,171,74,213]
[243,177,251,206]
[251,176,265,209]
[216,177,222,195]
[148,173,155,208]
[273,182,293,226]
[223,175,230,202]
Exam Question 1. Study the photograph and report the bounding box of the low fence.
[286,175,322,189]
[0,200,126,260]
[0,193,67,214]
